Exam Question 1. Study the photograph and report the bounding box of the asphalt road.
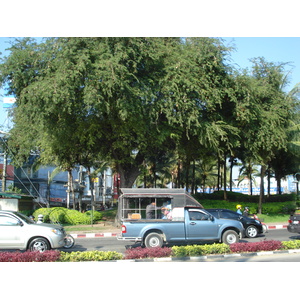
[65,228,300,256]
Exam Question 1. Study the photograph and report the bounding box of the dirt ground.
[67,222,120,234]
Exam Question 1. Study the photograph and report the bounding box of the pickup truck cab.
[117,188,245,248]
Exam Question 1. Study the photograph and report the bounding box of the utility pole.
[2,151,7,192]
[0,131,9,192]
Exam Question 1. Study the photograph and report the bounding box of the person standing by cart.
[146,200,157,219]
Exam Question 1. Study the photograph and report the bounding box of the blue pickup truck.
[117,188,245,248]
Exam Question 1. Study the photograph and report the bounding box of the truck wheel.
[246,225,258,238]
[222,230,239,245]
[144,232,163,248]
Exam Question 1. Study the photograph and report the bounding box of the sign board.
[2,97,16,108]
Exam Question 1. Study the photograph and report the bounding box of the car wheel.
[144,232,163,248]
[222,230,239,245]
[28,238,50,252]
[246,225,258,238]
[262,224,268,233]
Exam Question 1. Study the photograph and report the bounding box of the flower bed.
[1,240,300,262]
[0,250,60,262]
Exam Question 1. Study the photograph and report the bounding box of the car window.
[189,210,209,221]
[14,212,34,224]
[0,215,20,226]
[220,211,238,219]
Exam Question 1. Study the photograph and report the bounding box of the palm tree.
[238,161,259,195]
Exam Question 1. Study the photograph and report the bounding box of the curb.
[70,232,118,238]
[267,224,287,230]
[113,248,300,262]
[70,224,287,239]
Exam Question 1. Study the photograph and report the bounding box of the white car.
[0,210,67,252]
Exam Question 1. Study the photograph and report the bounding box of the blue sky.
[0,37,300,131]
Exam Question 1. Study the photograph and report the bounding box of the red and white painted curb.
[267,224,287,230]
[70,232,119,238]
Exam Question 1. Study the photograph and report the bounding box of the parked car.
[206,208,264,238]
[0,210,67,252]
[287,211,300,234]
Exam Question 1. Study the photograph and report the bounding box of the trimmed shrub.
[230,240,282,253]
[64,209,90,225]
[84,210,103,222]
[0,250,61,262]
[32,207,102,225]
[32,208,52,223]
[172,243,230,257]
[59,250,123,262]
[124,247,172,260]
[281,240,300,250]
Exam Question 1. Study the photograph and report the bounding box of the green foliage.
[32,207,102,225]
[281,240,300,250]
[63,209,90,225]
[59,251,123,262]
[84,210,103,222]
[172,243,230,257]
[196,191,297,215]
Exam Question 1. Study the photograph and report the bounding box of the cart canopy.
[119,188,202,208]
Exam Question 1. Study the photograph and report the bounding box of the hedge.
[32,207,103,225]
[1,240,300,262]
[58,250,123,262]
[0,250,61,262]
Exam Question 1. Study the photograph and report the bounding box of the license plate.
[293,221,299,224]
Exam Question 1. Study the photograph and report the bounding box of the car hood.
[29,223,64,231]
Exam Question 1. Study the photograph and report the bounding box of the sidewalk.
[69,222,288,239]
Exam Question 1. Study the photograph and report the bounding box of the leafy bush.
[230,240,282,253]
[59,250,123,262]
[48,207,68,223]
[281,240,300,250]
[172,243,230,257]
[64,209,90,225]
[32,207,102,225]
[124,247,172,259]
[84,210,103,222]
[32,208,52,222]
[0,250,61,262]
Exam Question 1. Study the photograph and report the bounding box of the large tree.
[1,37,237,189]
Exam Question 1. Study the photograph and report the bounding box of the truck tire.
[222,230,239,245]
[144,232,164,248]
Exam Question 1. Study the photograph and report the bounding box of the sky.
[1,36,299,132]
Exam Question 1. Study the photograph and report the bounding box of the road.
[65,228,300,257]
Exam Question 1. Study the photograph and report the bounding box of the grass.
[257,214,289,223]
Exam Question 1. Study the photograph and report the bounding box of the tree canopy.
[0,37,299,200]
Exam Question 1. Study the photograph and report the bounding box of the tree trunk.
[259,165,266,214]
[229,156,234,192]
[217,157,221,191]
[118,164,140,188]
[68,169,76,210]
[223,154,227,201]
[185,159,190,191]
[267,165,271,198]
[191,160,196,194]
